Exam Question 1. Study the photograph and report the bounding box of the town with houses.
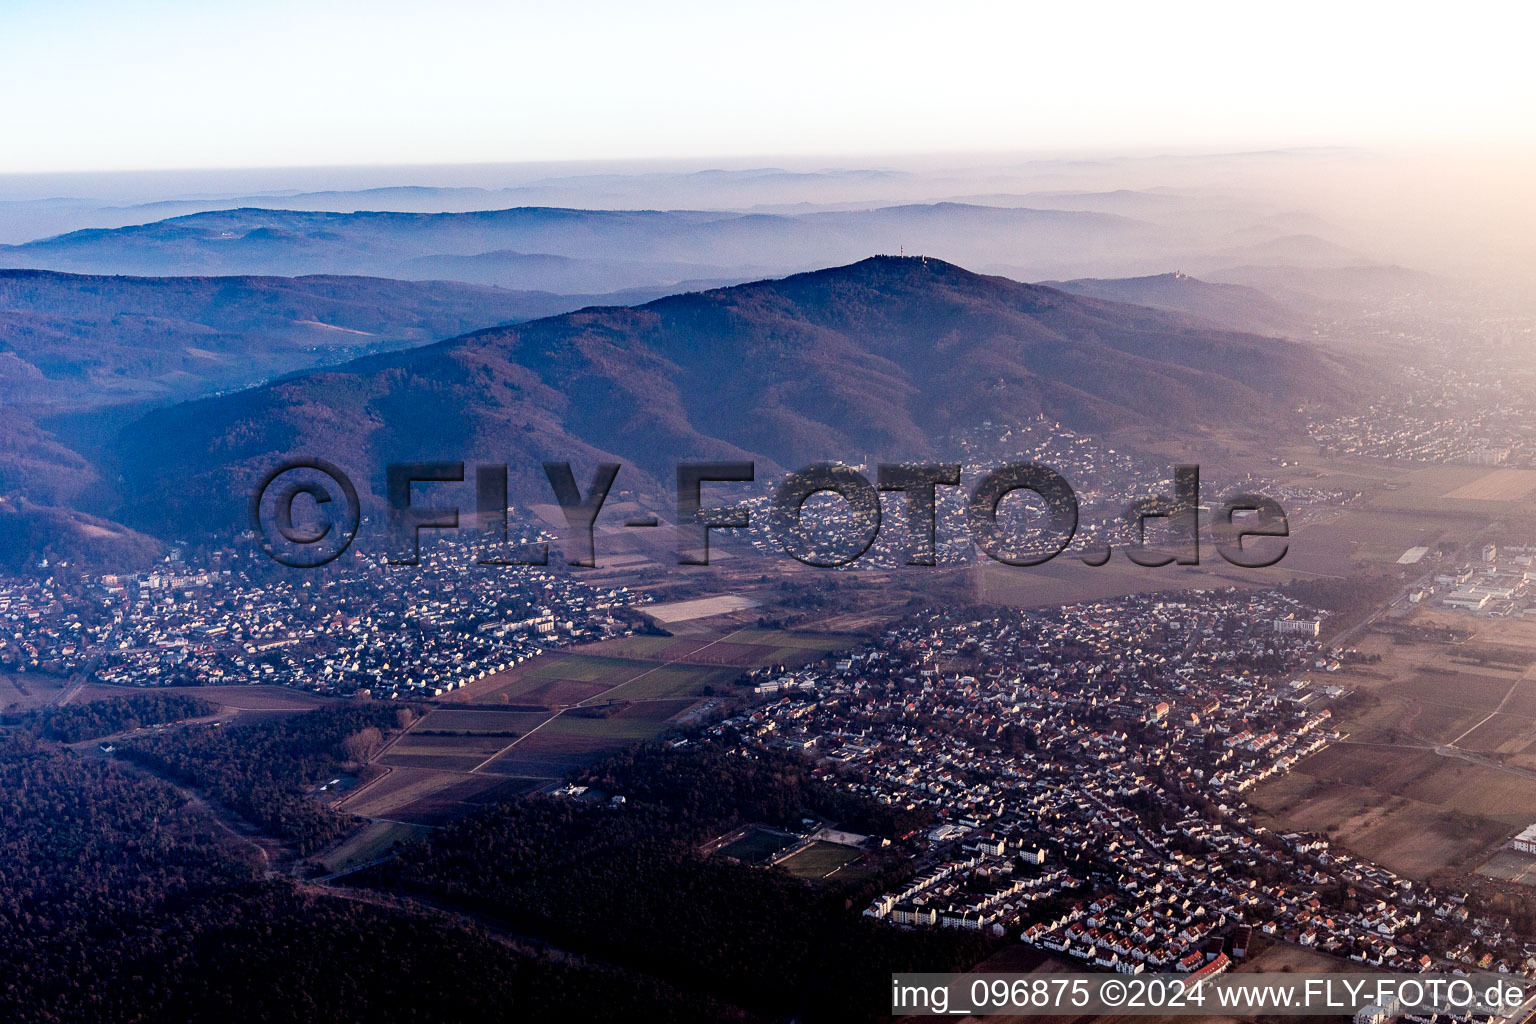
[734,417,1355,569]
[3,36,1535,1021]
[0,541,645,700]
[11,523,1536,998]
[1309,328,1536,467]
[703,592,1536,984]
[7,435,1536,1017]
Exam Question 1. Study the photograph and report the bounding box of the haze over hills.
[1041,272,1306,336]
[0,153,1516,303]
[1202,262,1450,312]
[114,256,1362,539]
[0,167,924,242]
[0,171,1446,308]
[0,154,1363,242]
[395,251,737,294]
[0,204,1186,294]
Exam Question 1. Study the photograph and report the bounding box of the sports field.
[776,840,863,878]
[717,827,798,865]
[1477,848,1536,887]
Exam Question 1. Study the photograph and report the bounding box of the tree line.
[4,692,217,743]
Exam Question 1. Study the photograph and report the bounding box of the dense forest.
[5,692,217,742]
[367,743,983,1021]
[0,733,257,1016]
[0,714,978,1020]
[577,742,937,840]
[122,703,414,854]
[125,887,753,1024]
[0,733,746,1023]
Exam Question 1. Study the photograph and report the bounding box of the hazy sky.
[3,0,1533,174]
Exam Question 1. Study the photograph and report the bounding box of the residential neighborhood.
[706,592,1536,979]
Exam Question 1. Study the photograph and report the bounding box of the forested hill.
[115,255,1362,536]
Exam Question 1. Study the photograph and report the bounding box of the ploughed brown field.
[1251,605,1536,884]
[342,625,854,824]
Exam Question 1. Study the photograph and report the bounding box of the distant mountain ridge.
[1040,272,1305,336]
[0,203,1164,294]
[114,256,1363,538]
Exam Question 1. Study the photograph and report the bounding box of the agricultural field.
[546,699,696,738]
[1367,464,1536,519]
[1249,743,1532,880]
[350,623,857,822]
[414,708,554,733]
[447,654,661,706]
[645,594,760,623]
[973,531,1352,610]
[723,628,852,653]
[476,731,622,778]
[963,941,1077,976]
[1388,668,1530,742]
[476,701,689,777]
[968,469,1452,613]
[377,733,523,773]
[1456,713,1536,754]
[449,625,853,709]
[576,634,680,659]
[1311,508,1456,568]
[1444,469,1536,501]
[317,819,433,875]
[1235,941,1363,975]
[1340,615,1536,763]
[338,765,544,825]
[650,637,779,666]
[598,664,740,701]
[0,670,66,712]
[1251,589,1536,884]
[375,706,552,773]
